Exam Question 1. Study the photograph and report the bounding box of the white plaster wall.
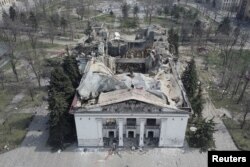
[75,116,102,146]
[159,116,188,147]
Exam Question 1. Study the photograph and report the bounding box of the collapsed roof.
[76,58,185,109]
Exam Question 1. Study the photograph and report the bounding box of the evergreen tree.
[217,17,231,36]
[63,56,81,88]
[48,54,82,149]
[50,13,60,28]
[191,85,204,118]
[110,10,114,16]
[121,2,130,19]
[133,5,139,18]
[28,12,38,31]
[49,67,74,102]
[84,20,92,37]
[182,59,198,98]
[188,118,216,152]
[9,6,16,21]
[20,12,27,25]
[192,20,203,39]
[48,90,68,148]
[60,17,67,34]
[48,67,75,148]
[164,6,169,17]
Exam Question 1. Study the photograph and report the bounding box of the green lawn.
[149,16,180,28]
[208,89,245,114]
[223,118,250,151]
[17,89,47,109]
[95,14,116,23]
[0,88,17,118]
[204,49,250,114]
[0,113,33,153]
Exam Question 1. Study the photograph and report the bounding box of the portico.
[74,112,189,148]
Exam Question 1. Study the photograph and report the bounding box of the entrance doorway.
[148,131,154,138]
[128,131,134,138]
[109,131,114,138]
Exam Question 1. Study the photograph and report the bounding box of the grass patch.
[203,49,249,114]
[205,49,250,71]
[0,88,18,117]
[208,89,245,113]
[16,41,61,52]
[0,113,33,153]
[95,14,116,23]
[223,118,250,151]
[17,89,47,109]
[120,18,139,29]
[150,16,180,28]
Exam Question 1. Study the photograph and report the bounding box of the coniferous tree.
[191,85,203,118]
[217,17,231,36]
[48,90,68,148]
[60,17,67,35]
[9,6,16,21]
[49,67,74,102]
[121,2,130,19]
[182,59,198,98]
[188,118,216,152]
[28,12,38,31]
[48,67,75,148]
[85,20,92,37]
[63,56,81,88]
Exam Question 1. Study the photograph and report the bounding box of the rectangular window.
[146,119,156,126]
[127,118,136,126]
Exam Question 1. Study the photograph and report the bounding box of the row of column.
[118,118,146,147]
[97,118,167,147]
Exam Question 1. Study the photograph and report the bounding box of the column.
[118,119,124,147]
[96,118,103,147]
[139,119,146,147]
[158,118,167,147]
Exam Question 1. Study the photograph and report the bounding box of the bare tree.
[76,5,85,20]
[0,69,5,89]
[237,69,250,104]
[0,11,21,81]
[230,33,249,99]
[143,0,156,25]
[23,49,45,88]
[241,99,250,129]
[218,27,240,87]
[23,65,35,101]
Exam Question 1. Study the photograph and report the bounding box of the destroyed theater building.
[70,24,191,148]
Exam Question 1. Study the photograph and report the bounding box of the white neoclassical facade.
[71,56,191,148]
[73,103,190,147]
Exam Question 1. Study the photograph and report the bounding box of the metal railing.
[126,125,137,129]
[145,125,160,129]
[103,125,117,129]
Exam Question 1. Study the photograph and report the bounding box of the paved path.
[194,55,238,151]
[202,93,238,151]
